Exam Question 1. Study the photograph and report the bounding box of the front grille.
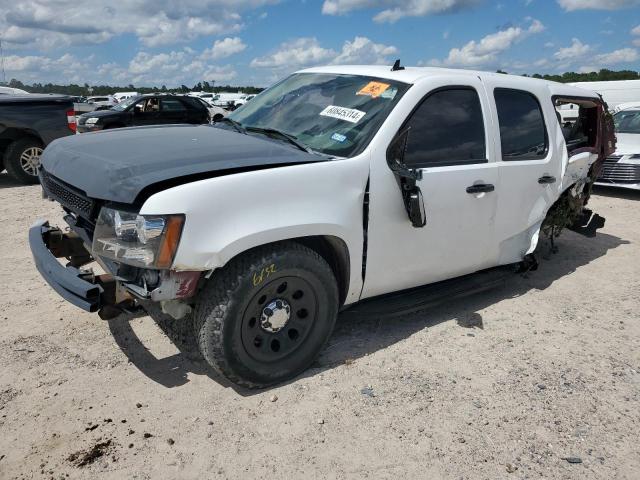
[597,156,640,184]
[40,170,96,218]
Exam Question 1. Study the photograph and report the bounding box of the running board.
[345,266,515,318]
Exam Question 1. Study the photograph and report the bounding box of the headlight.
[85,117,99,125]
[92,207,185,269]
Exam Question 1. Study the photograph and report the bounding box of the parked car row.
[1,90,234,183]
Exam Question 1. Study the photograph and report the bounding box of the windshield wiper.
[246,126,312,153]
[216,117,246,134]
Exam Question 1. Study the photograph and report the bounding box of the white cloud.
[593,47,639,64]
[632,24,640,46]
[0,0,277,49]
[321,0,480,22]
[250,36,398,71]
[553,38,592,61]
[4,44,239,86]
[332,36,398,64]
[428,19,544,67]
[201,37,247,60]
[250,38,336,68]
[557,0,640,10]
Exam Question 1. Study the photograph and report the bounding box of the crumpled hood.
[41,124,325,204]
[613,133,640,155]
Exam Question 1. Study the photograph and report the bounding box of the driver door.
[132,97,161,126]
[362,79,501,299]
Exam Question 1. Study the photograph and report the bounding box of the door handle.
[466,183,495,194]
[538,175,556,184]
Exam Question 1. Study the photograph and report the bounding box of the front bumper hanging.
[29,219,113,312]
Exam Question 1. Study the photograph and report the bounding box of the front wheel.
[194,242,339,388]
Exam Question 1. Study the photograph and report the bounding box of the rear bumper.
[29,219,106,312]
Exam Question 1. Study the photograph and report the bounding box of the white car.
[0,86,29,95]
[187,96,227,121]
[596,102,640,190]
[31,64,614,387]
[86,95,117,110]
[113,91,139,103]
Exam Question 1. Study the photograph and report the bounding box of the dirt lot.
[0,173,638,480]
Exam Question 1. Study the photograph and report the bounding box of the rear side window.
[402,88,486,168]
[161,99,186,111]
[494,88,548,161]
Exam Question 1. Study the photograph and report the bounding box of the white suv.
[31,64,615,387]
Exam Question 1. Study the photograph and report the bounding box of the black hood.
[78,109,120,121]
[41,124,326,204]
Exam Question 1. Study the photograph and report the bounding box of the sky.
[0,0,639,88]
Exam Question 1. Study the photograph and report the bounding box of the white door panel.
[362,77,499,300]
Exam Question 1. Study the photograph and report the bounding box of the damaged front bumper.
[29,220,112,312]
[29,219,201,317]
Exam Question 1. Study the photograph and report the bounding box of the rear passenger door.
[363,78,501,299]
[483,81,562,265]
[160,98,189,124]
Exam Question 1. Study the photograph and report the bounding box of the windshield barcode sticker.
[320,105,366,124]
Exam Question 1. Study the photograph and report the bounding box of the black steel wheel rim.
[240,275,318,363]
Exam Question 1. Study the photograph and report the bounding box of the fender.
[140,156,371,305]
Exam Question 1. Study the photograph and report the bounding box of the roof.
[0,94,73,104]
[298,65,601,100]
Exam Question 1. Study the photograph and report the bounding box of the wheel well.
[213,113,224,122]
[0,129,43,148]
[293,236,350,306]
[228,236,351,306]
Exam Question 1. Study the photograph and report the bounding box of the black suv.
[76,94,209,133]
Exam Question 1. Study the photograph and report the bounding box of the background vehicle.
[86,95,117,110]
[596,102,640,190]
[0,86,29,95]
[113,91,139,103]
[76,94,209,132]
[31,66,613,387]
[0,94,75,184]
[190,96,227,122]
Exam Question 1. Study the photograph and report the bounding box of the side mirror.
[407,187,426,228]
[386,127,427,228]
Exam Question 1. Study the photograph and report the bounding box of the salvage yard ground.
[0,174,639,479]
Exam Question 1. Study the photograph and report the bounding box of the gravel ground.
[0,173,638,479]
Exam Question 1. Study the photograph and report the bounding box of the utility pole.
[0,34,6,85]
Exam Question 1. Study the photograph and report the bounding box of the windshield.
[226,73,410,157]
[614,109,640,134]
[112,96,139,111]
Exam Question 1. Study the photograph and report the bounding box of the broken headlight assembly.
[92,207,185,269]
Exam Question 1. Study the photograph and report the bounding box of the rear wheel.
[4,137,44,184]
[194,242,339,388]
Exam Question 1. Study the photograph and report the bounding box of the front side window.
[495,88,548,161]
[402,88,486,168]
[227,73,410,157]
[614,109,640,134]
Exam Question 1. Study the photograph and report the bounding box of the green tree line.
[3,79,264,96]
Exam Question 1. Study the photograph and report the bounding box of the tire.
[4,137,44,185]
[194,241,339,388]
